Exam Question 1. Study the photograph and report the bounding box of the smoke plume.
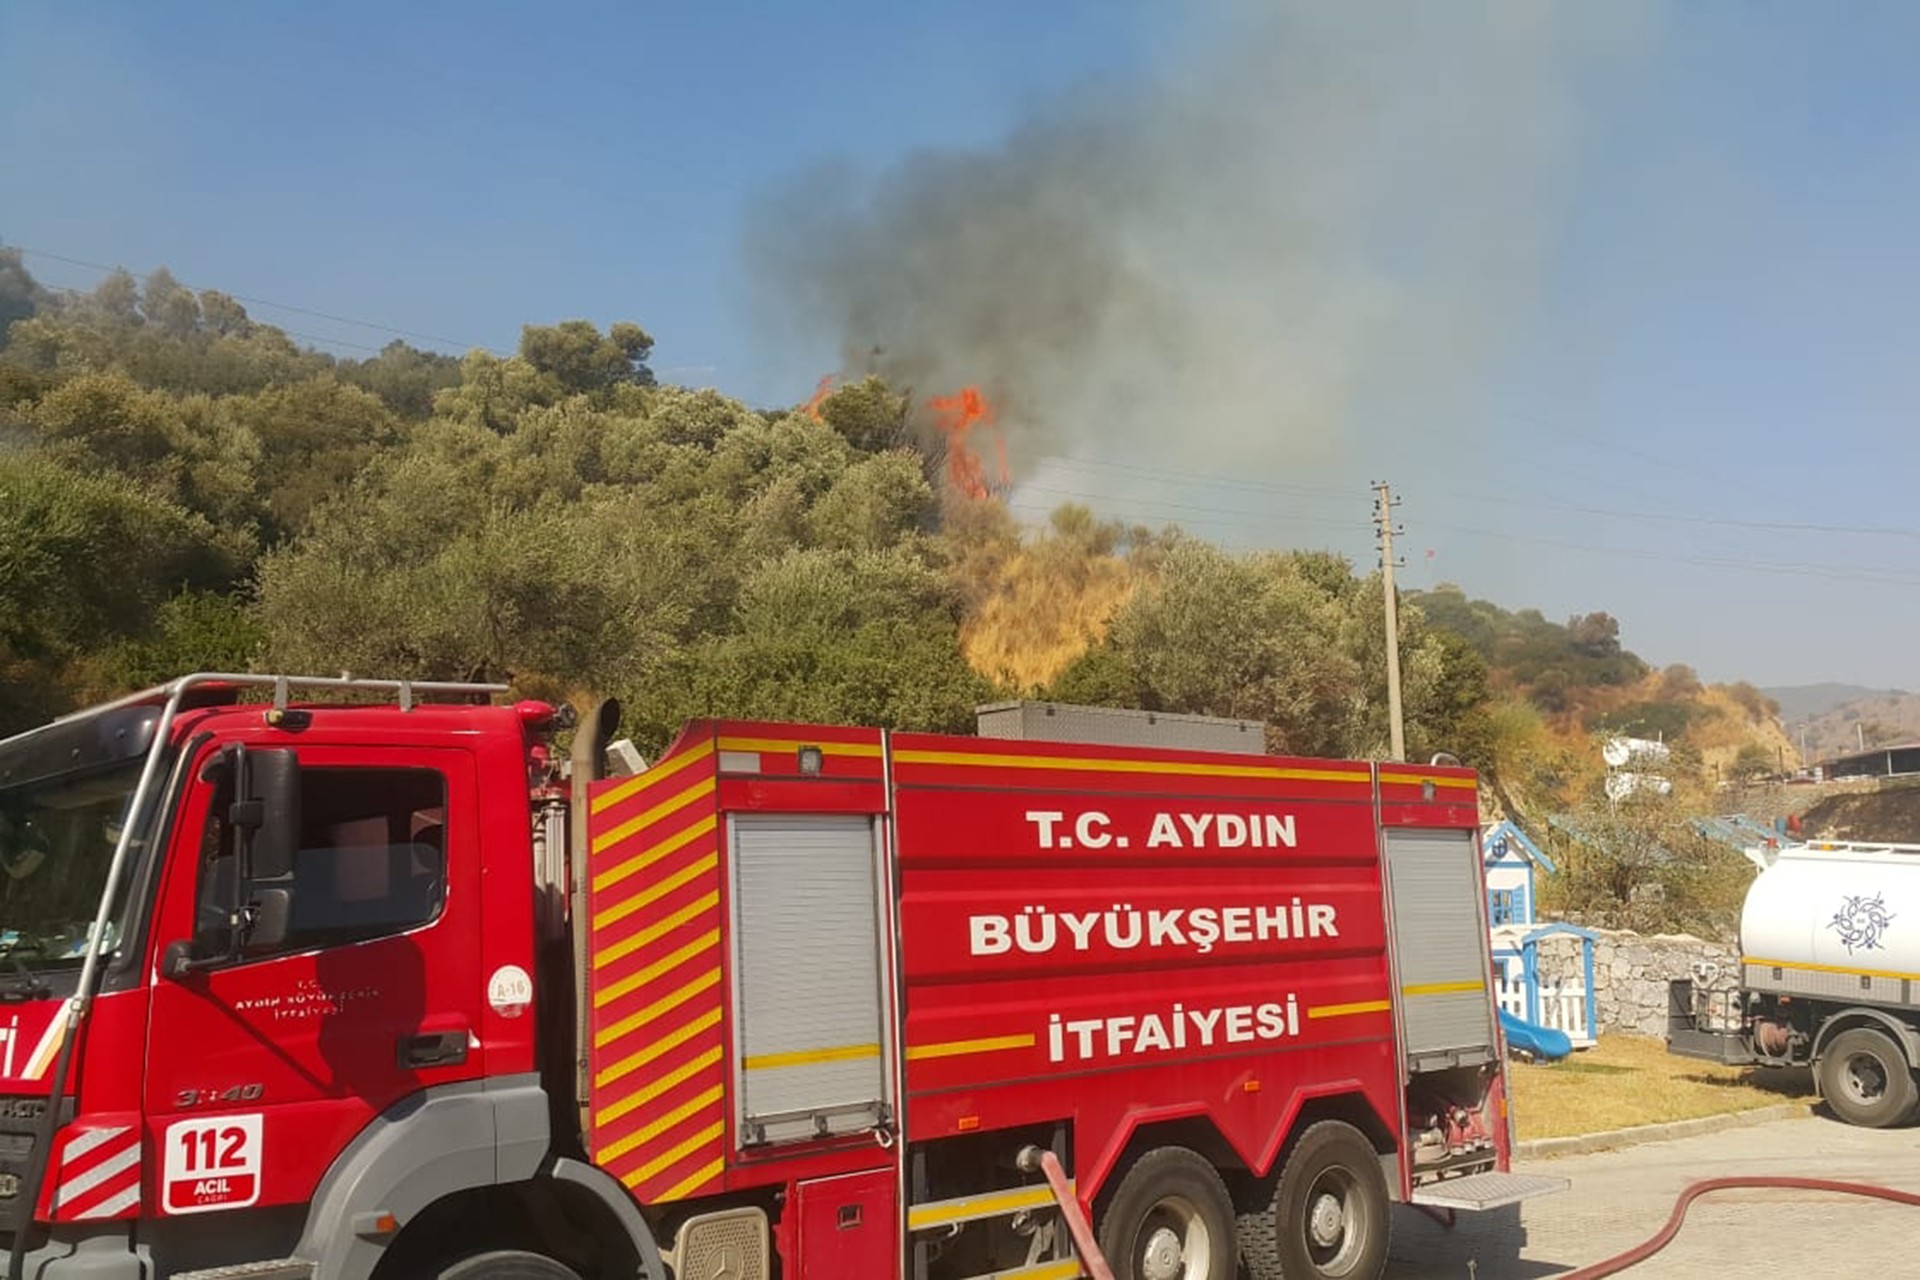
[747,1,1655,486]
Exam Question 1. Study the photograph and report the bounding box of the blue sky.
[3,2,1919,694]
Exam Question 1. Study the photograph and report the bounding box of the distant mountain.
[1764,683,1909,722]
[1769,687,1920,762]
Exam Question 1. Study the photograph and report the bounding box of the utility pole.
[1372,481,1406,762]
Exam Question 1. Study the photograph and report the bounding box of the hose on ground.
[1556,1176,1920,1278]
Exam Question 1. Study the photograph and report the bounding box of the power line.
[276,329,387,354]
[1007,478,1920,587]
[10,244,495,354]
[1432,487,1920,543]
[1034,454,1359,505]
[1031,451,1920,543]
[1012,482,1375,532]
[1430,522,1920,588]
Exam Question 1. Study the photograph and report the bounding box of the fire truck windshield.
[0,758,141,974]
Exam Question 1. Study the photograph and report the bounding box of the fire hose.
[1550,1175,1920,1279]
[1019,1146,1116,1280]
[1022,1163,1920,1279]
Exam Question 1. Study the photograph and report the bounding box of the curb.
[1515,1101,1817,1161]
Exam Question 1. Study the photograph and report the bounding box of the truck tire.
[433,1251,582,1280]
[1237,1121,1388,1280]
[1819,1026,1919,1128]
[1095,1145,1237,1280]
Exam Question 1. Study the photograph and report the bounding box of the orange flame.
[802,374,835,421]
[927,386,1009,500]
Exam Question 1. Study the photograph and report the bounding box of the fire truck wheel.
[431,1250,583,1280]
[1238,1121,1388,1280]
[1095,1145,1238,1280]
[1819,1027,1920,1129]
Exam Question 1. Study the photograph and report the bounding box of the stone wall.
[1530,927,1738,1039]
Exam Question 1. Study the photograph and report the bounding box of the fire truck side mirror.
[168,744,301,980]
[240,748,301,884]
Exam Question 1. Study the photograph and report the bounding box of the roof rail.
[49,671,510,725]
[1791,838,1920,856]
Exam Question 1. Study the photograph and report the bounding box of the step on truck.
[0,674,1563,1280]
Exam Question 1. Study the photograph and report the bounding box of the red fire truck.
[0,674,1560,1280]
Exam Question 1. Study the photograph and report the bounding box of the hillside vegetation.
[0,250,1793,825]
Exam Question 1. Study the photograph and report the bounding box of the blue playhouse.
[1483,820,1598,1049]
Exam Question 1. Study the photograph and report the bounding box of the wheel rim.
[1844,1050,1890,1105]
[1298,1164,1369,1277]
[1132,1194,1215,1280]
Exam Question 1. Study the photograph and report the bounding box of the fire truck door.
[1382,828,1498,1074]
[144,745,486,1216]
[728,813,891,1147]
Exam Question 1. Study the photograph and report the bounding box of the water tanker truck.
[1669,838,1920,1127]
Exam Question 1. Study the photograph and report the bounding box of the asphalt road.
[1386,1110,1920,1278]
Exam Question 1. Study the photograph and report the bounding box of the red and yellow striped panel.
[587,729,729,1204]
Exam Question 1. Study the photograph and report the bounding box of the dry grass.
[1507,1034,1814,1141]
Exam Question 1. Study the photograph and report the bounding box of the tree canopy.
[0,252,1775,818]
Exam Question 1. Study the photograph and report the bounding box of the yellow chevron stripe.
[597,1085,725,1165]
[1308,999,1392,1020]
[656,1157,726,1204]
[594,892,720,970]
[597,1047,724,1131]
[906,1033,1035,1061]
[626,1121,726,1189]
[594,813,717,894]
[592,778,715,857]
[892,748,1367,784]
[719,735,884,759]
[594,853,719,931]
[596,968,722,1049]
[595,930,719,1009]
[591,739,715,814]
[596,1008,723,1089]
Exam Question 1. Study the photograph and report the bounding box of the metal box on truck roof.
[973,700,1266,755]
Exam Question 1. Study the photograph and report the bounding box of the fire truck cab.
[0,673,1560,1280]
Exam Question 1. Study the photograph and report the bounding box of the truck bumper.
[4,1224,144,1280]
[1666,977,1757,1065]
[1666,1028,1758,1066]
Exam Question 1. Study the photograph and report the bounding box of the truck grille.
[0,1095,73,1233]
[671,1208,769,1280]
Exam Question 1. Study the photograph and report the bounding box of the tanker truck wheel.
[1237,1121,1388,1280]
[1819,1027,1920,1128]
[1095,1145,1238,1280]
